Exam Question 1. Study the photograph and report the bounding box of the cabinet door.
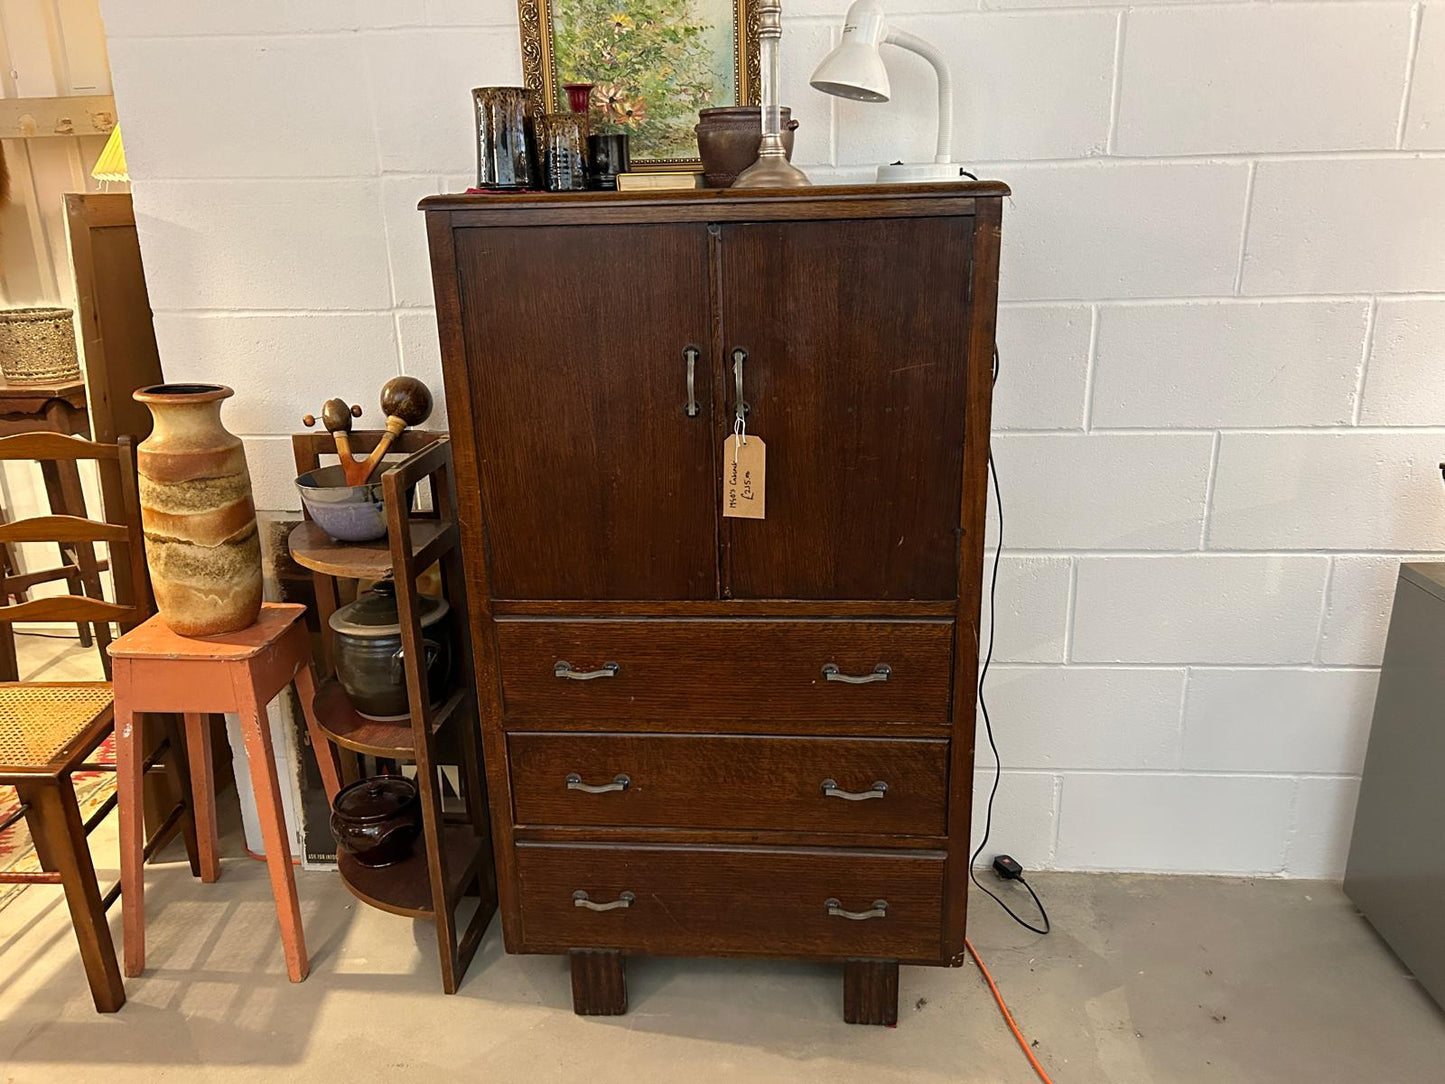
[718,216,973,599]
[455,224,716,599]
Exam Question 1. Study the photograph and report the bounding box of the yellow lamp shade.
[91,125,127,182]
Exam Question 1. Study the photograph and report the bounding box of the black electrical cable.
[969,343,1051,937]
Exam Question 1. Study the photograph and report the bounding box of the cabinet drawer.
[516,843,945,961]
[509,733,948,835]
[495,619,953,724]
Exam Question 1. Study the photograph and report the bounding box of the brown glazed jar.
[696,106,798,188]
[133,384,262,636]
[330,776,422,868]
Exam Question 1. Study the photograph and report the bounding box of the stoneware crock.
[330,776,422,868]
[328,579,452,720]
[695,106,798,188]
[133,383,262,636]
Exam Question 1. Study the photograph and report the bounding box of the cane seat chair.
[0,432,199,1013]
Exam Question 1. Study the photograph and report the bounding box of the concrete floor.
[3,638,1443,1081]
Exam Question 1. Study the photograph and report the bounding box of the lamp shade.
[91,124,128,182]
[810,39,890,102]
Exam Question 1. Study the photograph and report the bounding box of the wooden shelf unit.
[288,519,451,582]
[289,431,497,994]
[337,821,485,920]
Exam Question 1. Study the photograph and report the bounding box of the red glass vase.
[563,82,594,115]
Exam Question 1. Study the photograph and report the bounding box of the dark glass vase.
[539,112,588,192]
[586,132,630,190]
[473,86,537,189]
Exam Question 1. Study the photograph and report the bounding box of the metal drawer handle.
[821,779,888,801]
[573,890,635,911]
[732,348,749,420]
[554,661,620,680]
[683,346,700,417]
[566,772,630,794]
[822,663,891,684]
[826,898,888,921]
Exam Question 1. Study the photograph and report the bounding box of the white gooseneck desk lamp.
[810,0,962,183]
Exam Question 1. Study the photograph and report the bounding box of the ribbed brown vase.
[133,384,262,636]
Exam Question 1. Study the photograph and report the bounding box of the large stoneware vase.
[133,384,262,636]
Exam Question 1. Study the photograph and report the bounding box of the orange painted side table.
[108,603,342,982]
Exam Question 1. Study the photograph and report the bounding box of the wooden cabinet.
[424,182,1006,1024]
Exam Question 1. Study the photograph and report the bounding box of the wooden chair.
[0,379,117,679]
[0,432,199,1013]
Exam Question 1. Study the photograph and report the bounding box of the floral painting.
[520,0,756,166]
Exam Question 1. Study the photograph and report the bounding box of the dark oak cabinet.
[424,182,1006,1023]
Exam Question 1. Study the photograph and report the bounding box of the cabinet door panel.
[719,217,972,600]
[456,224,715,599]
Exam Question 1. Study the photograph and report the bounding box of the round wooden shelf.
[336,823,483,919]
[310,679,414,758]
[287,519,447,579]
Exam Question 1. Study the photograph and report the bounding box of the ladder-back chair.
[0,432,199,1013]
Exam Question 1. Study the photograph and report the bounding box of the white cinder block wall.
[98,0,1445,878]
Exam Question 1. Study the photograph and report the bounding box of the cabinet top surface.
[1401,562,1445,599]
[419,179,1010,214]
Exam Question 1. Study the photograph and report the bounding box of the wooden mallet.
[301,398,370,485]
[356,376,434,484]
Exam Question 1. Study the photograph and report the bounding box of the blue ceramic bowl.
[296,465,387,543]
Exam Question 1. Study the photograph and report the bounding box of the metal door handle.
[573,890,635,911]
[732,348,749,420]
[825,898,888,920]
[683,346,700,417]
[554,661,619,680]
[566,772,630,794]
[822,663,891,684]
[821,779,889,801]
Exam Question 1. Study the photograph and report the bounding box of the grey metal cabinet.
[1345,562,1445,1008]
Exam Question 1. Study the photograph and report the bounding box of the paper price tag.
[723,434,765,519]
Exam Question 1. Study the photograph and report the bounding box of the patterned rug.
[0,734,116,915]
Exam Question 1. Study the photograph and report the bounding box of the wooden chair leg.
[232,671,309,982]
[160,714,203,879]
[18,779,125,1012]
[182,712,221,882]
[0,618,17,682]
[56,459,112,672]
[114,699,147,978]
[0,513,18,681]
[290,659,342,804]
[38,459,92,648]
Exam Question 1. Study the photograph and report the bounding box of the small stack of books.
[615,171,706,192]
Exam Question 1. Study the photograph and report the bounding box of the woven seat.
[0,683,112,771]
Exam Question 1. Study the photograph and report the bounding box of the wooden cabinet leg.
[843,960,899,1026]
[571,950,627,1016]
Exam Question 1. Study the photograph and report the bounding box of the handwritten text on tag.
[723,435,765,519]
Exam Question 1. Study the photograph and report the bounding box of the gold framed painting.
[518,0,760,169]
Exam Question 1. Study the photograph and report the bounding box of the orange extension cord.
[240,846,1050,1081]
[966,938,1056,1084]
